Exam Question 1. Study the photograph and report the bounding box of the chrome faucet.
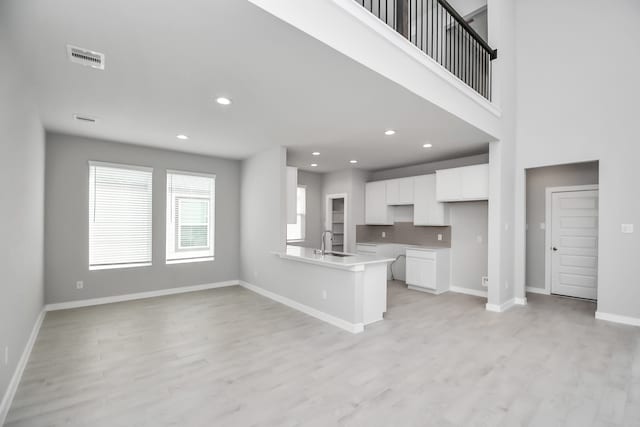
[320,230,333,256]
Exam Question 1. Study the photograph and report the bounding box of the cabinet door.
[436,168,462,201]
[385,179,399,205]
[414,174,447,225]
[397,177,414,204]
[406,257,436,289]
[365,181,392,225]
[461,164,489,200]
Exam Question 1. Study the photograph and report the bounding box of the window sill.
[166,257,214,265]
[89,262,152,271]
[287,240,305,243]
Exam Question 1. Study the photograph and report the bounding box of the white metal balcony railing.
[354,0,497,100]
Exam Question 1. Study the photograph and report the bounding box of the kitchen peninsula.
[273,246,395,333]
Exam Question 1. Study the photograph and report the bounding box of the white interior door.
[550,190,599,299]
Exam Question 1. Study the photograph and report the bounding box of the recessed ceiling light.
[310,163,318,167]
[176,134,189,140]
[312,152,320,156]
[384,129,396,136]
[423,143,433,148]
[216,97,232,105]
[349,160,358,164]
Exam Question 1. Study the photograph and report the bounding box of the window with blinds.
[89,162,153,270]
[166,171,215,264]
[287,186,306,242]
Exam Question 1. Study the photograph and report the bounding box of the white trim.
[514,297,527,306]
[485,298,516,313]
[239,281,364,334]
[0,309,45,426]
[332,0,502,118]
[88,160,153,172]
[526,286,549,295]
[595,311,640,327]
[449,286,487,298]
[45,280,239,311]
[545,185,599,295]
[166,256,214,265]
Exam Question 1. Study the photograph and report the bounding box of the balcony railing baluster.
[354,0,497,100]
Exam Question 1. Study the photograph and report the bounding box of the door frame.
[544,184,599,295]
[325,193,348,252]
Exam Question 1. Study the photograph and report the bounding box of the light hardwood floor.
[6,282,640,426]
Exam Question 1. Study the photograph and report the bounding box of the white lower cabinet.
[405,248,450,294]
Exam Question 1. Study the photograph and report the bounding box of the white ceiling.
[2,0,492,172]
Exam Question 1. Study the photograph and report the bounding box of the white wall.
[513,0,640,319]
[0,28,45,414]
[525,162,599,290]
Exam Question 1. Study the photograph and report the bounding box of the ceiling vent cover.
[67,45,105,70]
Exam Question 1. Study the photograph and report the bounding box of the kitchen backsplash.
[356,222,451,247]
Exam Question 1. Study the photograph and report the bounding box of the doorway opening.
[525,161,599,300]
[325,194,347,253]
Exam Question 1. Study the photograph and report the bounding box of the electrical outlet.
[504,223,510,231]
[76,280,84,289]
[622,224,634,234]
[539,222,546,230]
[381,231,386,238]
[4,346,8,366]
[476,235,483,243]
[437,233,443,241]
[504,281,509,290]
[253,271,258,279]
[322,290,327,300]
[481,276,489,287]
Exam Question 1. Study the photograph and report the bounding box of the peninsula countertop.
[274,245,396,271]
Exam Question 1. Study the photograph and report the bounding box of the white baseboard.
[45,280,240,311]
[449,286,488,298]
[407,285,447,295]
[239,281,364,334]
[526,286,549,295]
[486,298,516,313]
[595,311,640,327]
[0,309,45,426]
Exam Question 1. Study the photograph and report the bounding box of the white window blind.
[89,162,153,270]
[166,171,215,263]
[287,186,306,241]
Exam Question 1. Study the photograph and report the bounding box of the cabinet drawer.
[406,249,436,260]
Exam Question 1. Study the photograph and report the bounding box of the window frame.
[166,170,216,264]
[88,160,154,271]
[287,185,306,243]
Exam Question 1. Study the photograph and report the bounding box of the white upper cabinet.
[436,164,489,202]
[365,181,394,225]
[413,174,448,225]
[386,177,414,205]
[286,166,298,224]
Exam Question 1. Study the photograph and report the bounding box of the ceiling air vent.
[67,45,105,70]
[73,114,97,123]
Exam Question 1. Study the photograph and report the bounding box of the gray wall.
[44,133,241,304]
[321,169,370,252]
[0,31,45,409]
[369,153,488,181]
[525,162,599,290]
[289,170,323,249]
[450,201,488,292]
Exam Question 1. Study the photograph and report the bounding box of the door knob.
[552,246,558,251]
